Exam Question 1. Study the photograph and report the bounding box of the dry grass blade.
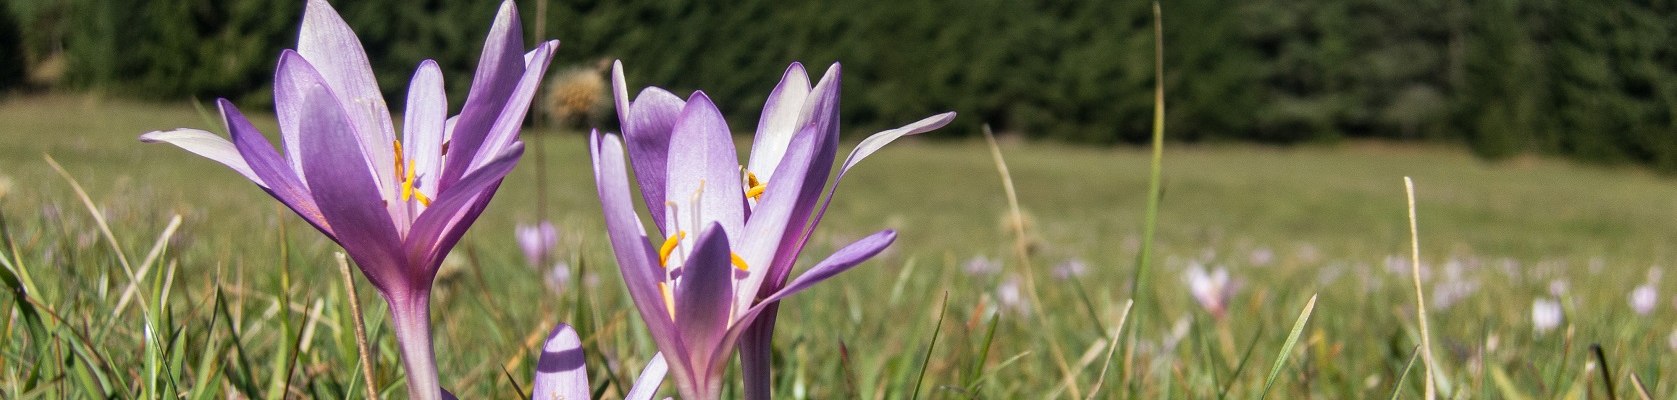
[337,253,380,400]
[982,124,1082,398]
[1404,177,1438,400]
[44,154,133,272]
[1629,373,1653,400]
[112,215,182,319]
[1085,299,1135,400]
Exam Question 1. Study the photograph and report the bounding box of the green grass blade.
[965,313,1001,390]
[1219,324,1267,399]
[909,292,950,400]
[1591,344,1618,400]
[1388,345,1421,400]
[215,286,262,397]
[1127,5,1168,394]
[886,258,918,307]
[1257,294,1317,400]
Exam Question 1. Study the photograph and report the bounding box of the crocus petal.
[273,51,312,178]
[761,64,845,286]
[403,60,448,208]
[745,63,811,182]
[675,223,736,374]
[404,143,516,274]
[530,323,589,400]
[763,230,895,305]
[785,112,954,280]
[611,60,631,125]
[404,143,523,276]
[715,230,897,369]
[838,112,956,176]
[732,126,818,314]
[296,69,406,293]
[297,0,395,193]
[219,100,332,238]
[439,0,525,190]
[473,41,559,172]
[626,353,669,400]
[622,84,685,231]
[590,131,695,377]
[138,129,262,186]
[663,92,745,244]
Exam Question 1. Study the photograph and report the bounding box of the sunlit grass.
[2,93,1673,398]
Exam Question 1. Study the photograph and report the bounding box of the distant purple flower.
[516,220,560,268]
[1532,298,1562,334]
[1186,265,1239,319]
[1384,256,1407,275]
[1548,279,1570,297]
[140,1,557,398]
[994,275,1031,316]
[1052,258,1089,280]
[531,323,666,400]
[1247,246,1274,267]
[1630,284,1657,315]
[964,256,1003,276]
[595,61,954,399]
[1295,243,1321,264]
[544,261,572,293]
[1431,279,1480,311]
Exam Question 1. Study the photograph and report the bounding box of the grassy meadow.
[2,93,1675,398]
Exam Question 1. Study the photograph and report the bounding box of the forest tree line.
[3,0,1675,170]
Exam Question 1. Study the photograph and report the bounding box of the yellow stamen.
[659,282,676,320]
[743,170,766,200]
[658,230,686,267]
[411,190,432,207]
[401,160,416,201]
[730,252,749,271]
[392,140,405,180]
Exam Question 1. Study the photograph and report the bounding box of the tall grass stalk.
[982,124,1080,398]
[1126,2,1168,394]
[1404,177,1439,400]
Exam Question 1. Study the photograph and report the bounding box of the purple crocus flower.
[139,1,556,398]
[963,255,1003,276]
[518,220,560,268]
[1052,258,1089,280]
[530,323,667,400]
[595,61,954,399]
[1185,265,1240,319]
[1532,298,1563,334]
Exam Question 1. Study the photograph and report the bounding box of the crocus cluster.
[143,0,556,398]
[143,0,957,398]
[597,61,954,399]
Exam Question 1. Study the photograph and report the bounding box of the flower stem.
[740,308,780,400]
[388,292,442,400]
